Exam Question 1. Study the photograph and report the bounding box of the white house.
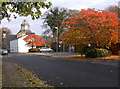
[10,35,31,53]
[10,20,33,53]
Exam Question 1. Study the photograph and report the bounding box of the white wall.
[10,40,18,52]
[18,35,31,53]
[10,35,31,53]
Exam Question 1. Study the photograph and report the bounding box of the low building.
[10,35,31,53]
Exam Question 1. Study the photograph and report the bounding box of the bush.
[85,48,111,58]
[82,46,94,53]
[96,48,111,57]
[29,48,39,52]
[85,48,97,58]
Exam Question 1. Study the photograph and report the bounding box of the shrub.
[82,46,94,53]
[85,48,97,58]
[85,48,111,58]
[96,48,111,57]
[29,48,39,52]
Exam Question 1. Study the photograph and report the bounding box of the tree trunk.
[32,43,34,49]
[53,31,57,42]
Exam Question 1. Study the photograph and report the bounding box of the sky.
[0,0,119,35]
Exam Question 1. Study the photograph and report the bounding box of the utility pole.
[55,27,58,53]
[63,44,65,52]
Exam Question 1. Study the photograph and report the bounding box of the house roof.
[3,35,17,43]
[17,30,31,35]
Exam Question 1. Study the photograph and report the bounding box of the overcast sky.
[0,0,119,35]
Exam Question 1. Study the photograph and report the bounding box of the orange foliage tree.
[60,8,119,49]
[23,34,45,49]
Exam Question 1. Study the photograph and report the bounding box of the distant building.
[39,35,54,48]
[3,34,17,51]
[0,27,17,51]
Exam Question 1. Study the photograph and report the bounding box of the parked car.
[0,49,8,55]
[39,47,53,52]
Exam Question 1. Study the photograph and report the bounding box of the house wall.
[18,36,30,53]
[10,40,18,52]
[10,35,31,53]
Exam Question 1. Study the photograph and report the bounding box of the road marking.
[56,77,59,79]
[60,83,63,85]
[90,61,118,67]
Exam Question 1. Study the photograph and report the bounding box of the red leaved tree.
[23,34,45,49]
[60,8,119,49]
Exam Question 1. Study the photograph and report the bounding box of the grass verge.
[14,64,54,88]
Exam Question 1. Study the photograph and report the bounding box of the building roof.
[7,35,17,41]
[17,30,31,35]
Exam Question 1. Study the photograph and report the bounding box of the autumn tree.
[106,5,119,13]
[106,5,120,54]
[106,5,120,18]
[68,9,79,19]
[23,34,45,49]
[60,8,119,50]
[0,1,52,20]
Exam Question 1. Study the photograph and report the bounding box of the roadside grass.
[21,52,119,61]
[14,64,54,88]
[61,55,120,62]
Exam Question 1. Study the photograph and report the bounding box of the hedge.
[29,48,39,52]
[85,48,111,58]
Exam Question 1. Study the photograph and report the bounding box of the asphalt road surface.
[2,53,118,87]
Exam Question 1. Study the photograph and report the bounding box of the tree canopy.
[106,5,120,18]
[0,27,12,34]
[60,8,119,49]
[42,7,80,42]
[42,7,69,42]
[23,34,45,49]
[1,1,52,20]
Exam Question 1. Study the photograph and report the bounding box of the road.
[2,53,118,87]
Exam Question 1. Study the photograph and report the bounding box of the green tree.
[42,7,69,41]
[0,1,52,20]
